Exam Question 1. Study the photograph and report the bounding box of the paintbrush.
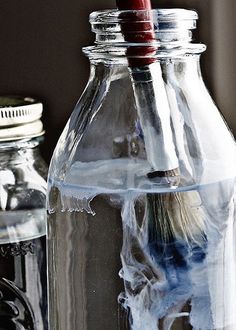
[116,1,207,327]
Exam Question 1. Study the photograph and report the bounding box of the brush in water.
[116,0,206,251]
[116,1,207,327]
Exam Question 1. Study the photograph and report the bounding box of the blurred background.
[0,0,235,162]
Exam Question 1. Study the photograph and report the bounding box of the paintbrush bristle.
[148,191,206,247]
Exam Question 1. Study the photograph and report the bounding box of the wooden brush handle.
[116,0,156,67]
[116,0,152,10]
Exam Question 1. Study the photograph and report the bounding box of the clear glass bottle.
[47,9,236,330]
[0,96,48,329]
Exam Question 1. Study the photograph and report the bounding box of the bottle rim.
[90,9,198,40]
[90,8,198,26]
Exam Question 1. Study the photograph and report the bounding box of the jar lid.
[0,96,44,141]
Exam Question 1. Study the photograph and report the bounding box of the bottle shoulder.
[48,60,236,195]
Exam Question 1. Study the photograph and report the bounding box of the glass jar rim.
[89,8,199,45]
[90,8,198,23]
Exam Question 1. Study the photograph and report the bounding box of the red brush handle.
[116,0,156,67]
[116,0,152,10]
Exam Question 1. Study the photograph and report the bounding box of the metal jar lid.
[0,96,44,142]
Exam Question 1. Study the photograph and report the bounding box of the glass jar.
[47,9,236,330]
[0,96,48,329]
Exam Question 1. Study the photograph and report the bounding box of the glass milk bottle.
[47,9,236,330]
[0,96,48,329]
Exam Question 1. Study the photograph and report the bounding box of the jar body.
[0,139,48,329]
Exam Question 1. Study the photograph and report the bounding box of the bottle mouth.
[85,9,206,61]
[90,9,198,44]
